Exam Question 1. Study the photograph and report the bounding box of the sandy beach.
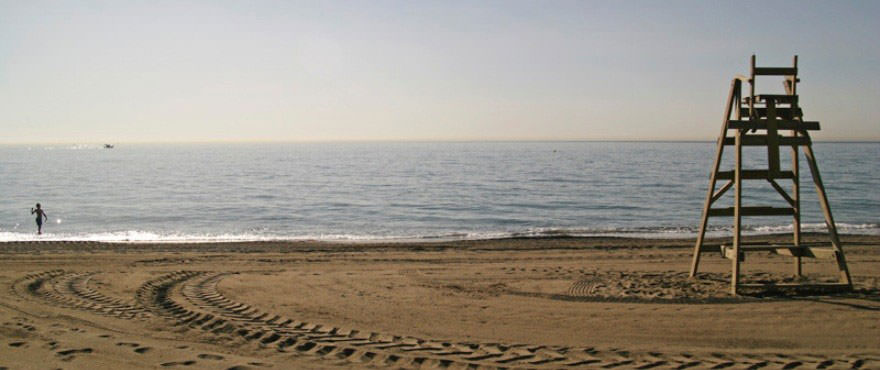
[1,234,878,369]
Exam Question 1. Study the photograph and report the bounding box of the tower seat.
[721,135,810,146]
[739,107,803,120]
[744,95,798,105]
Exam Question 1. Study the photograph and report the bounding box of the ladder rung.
[772,246,837,258]
[736,283,850,290]
[700,241,827,252]
[728,120,819,131]
[707,206,795,217]
[715,170,794,180]
[722,135,811,146]
[753,67,797,76]
[722,244,818,252]
[739,107,803,120]
[739,242,826,247]
[719,244,835,260]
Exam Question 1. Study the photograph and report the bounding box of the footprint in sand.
[134,347,152,354]
[160,360,197,367]
[8,342,26,348]
[15,323,36,332]
[197,354,224,360]
[57,348,93,356]
[116,342,140,347]
[247,362,272,367]
[57,347,93,361]
[226,366,253,370]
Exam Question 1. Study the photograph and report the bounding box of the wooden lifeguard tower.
[688,55,852,295]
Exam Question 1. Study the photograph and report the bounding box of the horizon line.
[3,138,880,145]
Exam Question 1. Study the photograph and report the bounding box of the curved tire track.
[12,270,150,320]
[139,270,879,369]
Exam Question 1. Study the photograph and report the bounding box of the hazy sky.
[1,1,878,143]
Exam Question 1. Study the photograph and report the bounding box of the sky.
[0,1,878,143]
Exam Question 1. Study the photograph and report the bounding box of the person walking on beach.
[31,203,48,234]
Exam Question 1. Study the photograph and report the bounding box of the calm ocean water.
[0,142,877,242]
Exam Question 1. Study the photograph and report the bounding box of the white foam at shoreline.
[0,223,876,243]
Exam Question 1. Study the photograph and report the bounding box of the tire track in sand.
[136,271,880,369]
[11,270,150,320]
[9,270,879,369]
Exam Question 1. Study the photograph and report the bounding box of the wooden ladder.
[688,55,853,295]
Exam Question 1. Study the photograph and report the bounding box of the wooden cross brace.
[765,97,781,178]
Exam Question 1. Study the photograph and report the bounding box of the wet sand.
[1,234,879,369]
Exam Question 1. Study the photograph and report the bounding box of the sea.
[0,142,877,242]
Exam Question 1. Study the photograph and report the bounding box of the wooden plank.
[768,179,796,207]
[735,282,853,295]
[788,57,802,276]
[718,244,833,259]
[735,241,826,247]
[708,206,795,217]
[803,136,853,286]
[792,133,802,276]
[716,170,794,180]
[728,119,818,131]
[773,246,836,259]
[790,55,798,96]
[710,180,733,205]
[739,107,804,120]
[766,102,781,177]
[722,135,810,146]
[744,95,798,105]
[699,243,820,253]
[690,78,741,278]
[731,128,743,295]
[753,67,797,76]
[736,283,850,289]
[748,55,755,121]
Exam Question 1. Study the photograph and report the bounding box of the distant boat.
[104,144,115,149]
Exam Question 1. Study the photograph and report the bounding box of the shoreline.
[2,232,878,253]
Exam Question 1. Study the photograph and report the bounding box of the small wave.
[751,222,880,234]
[0,230,480,243]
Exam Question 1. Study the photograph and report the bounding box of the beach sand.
[1,234,878,369]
